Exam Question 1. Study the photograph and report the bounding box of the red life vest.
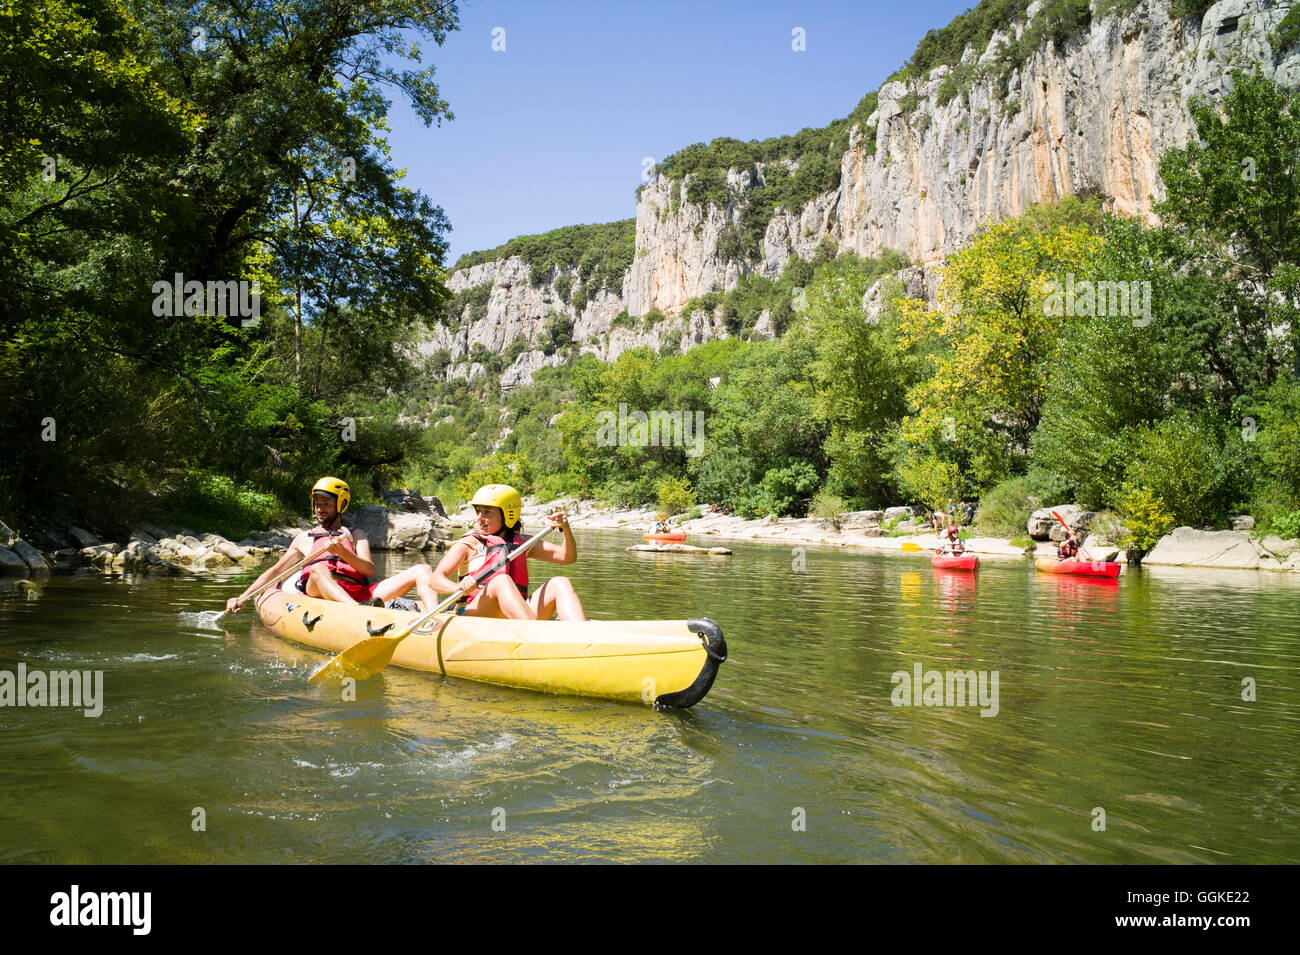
[459,530,528,599]
[298,528,369,587]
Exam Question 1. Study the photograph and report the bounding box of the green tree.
[894,200,1103,488]
[1157,71,1300,391]
[0,0,460,525]
[804,259,911,506]
[1030,216,1191,506]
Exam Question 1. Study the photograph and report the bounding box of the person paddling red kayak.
[1035,510,1120,579]
[932,525,979,570]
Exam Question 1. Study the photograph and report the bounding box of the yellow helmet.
[311,476,351,514]
[470,484,521,528]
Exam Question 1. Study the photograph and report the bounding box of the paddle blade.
[307,637,402,685]
[900,542,922,552]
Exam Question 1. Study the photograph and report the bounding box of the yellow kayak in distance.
[255,590,726,708]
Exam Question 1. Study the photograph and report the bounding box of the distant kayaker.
[1057,529,1080,561]
[430,484,587,621]
[652,513,669,534]
[225,477,439,613]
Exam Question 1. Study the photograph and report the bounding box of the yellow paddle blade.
[307,636,403,685]
[899,542,922,552]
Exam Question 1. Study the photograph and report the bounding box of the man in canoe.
[652,513,669,534]
[225,477,440,613]
[430,483,587,621]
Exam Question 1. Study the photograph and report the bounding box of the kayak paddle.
[307,524,555,685]
[222,530,345,619]
[1050,510,1091,560]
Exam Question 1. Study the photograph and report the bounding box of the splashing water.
[179,610,227,631]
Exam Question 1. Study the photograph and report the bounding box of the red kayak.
[644,532,686,543]
[932,552,979,571]
[1035,558,1120,579]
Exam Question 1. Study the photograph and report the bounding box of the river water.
[2,529,1297,863]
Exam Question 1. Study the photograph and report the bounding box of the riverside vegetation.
[409,73,1300,557]
[2,2,1298,561]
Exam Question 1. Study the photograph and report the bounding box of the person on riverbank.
[225,477,439,613]
[430,484,586,621]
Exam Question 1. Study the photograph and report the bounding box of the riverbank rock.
[0,545,29,574]
[1080,536,1120,563]
[1027,505,1096,541]
[1051,511,1097,542]
[1144,527,1266,570]
[10,539,51,573]
[51,548,82,568]
[1229,515,1256,532]
[883,506,918,523]
[840,510,884,533]
[383,489,448,522]
[210,539,251,562]
[67,527,99,547]
[350,505,448,551]
[1260,536,1299,560]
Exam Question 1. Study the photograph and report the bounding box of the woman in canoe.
[936,525,965,557]
[430,484,587,621]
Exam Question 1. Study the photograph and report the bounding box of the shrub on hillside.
[166,472,283,540]
[456,452,535,502]
[974,475,1039,539]
[735,462,819,518]
[1269,510,1300,539]
[656,476,696,516]
[811,490,846,530]
[1116,483,1175,552]
[1121,412,1243,528]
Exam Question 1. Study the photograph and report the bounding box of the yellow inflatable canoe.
[256,590,726,708]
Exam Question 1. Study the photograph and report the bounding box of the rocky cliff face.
[428,0,1297,386]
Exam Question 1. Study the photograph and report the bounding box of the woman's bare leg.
[463,576,537,620]
[529,576,586,622]
[371,564,440,609]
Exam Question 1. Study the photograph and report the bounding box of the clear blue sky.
[383,0,976,266]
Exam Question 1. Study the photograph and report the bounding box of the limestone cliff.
[426,0,1297,386]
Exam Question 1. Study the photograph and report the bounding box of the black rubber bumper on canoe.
[654,618,727,709]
